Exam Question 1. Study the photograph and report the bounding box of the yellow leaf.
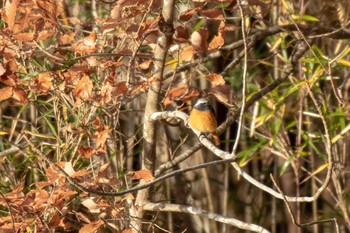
[338,59,350,67]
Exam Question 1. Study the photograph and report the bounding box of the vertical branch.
[131,0,176,231]
[142,0,175,171]
[232,0,248,155]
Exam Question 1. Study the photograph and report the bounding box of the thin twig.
[33,41,64,64]
[232,0,248,156]
[0,192,16,232]
[270,174,339,232]
[22,132,234,197]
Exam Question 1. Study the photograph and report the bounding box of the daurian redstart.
[189,98,220,145]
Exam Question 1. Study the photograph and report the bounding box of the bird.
[189,98,220,145]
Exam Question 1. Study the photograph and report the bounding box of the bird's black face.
[194,98,212,112]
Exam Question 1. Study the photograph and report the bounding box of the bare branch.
[232,0,248,155]
[143,202,271,233]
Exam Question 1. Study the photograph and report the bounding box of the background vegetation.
[0,0,350,232]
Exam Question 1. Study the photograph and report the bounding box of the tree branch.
[143,202,271,233]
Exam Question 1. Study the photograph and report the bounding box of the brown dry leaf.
[59,216,76,231]
[0,181,24,206]
[95,128,110,148]
[179,46,196,62]
[93,117,104,132]
[6,59,18,73]
[50,187,77,208]
[79,219,104,233]
[3,0,18,30]
[99,163,110,175]
[0,87,13,102]
[34,72,53,94]
[122,228,133,233]
[131,170,154,181]
[73,75,93,101]
[63,162,76,176]
[209,21,225,50]
[206,73,226,87]
[138,60,153,70]
[78,146,96,159]
[97,82,113,104]
[58,32,75,45]
[112,81,128,96]
[21,190,49,213]
[129,76,158,95]
[12,87,29,104]
[0,63,5,76]
[48,212,61,228]
[0,76,16,87]
[179,7,201,21]
[35,0,59,25]
[180,88,200,103]
[175,26,190,42]
[72,31,97,54]
[200,8,224,19]
[208,34,224,50]
[12,32,35,42]
[109,0,139,19]
[209,84,233,106]
[37,30,55,41]
[71,169,92,178]
[121,193,134,202]
[190,28,209,55]
[81,199,100,214]
[74,211,91,224]
[46,165,62,184]
[163,86,189,106]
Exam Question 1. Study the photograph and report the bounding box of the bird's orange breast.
[189,108,217,133]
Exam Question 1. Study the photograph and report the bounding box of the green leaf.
[279,158,292,176]
[194,19,204,31]
[292,14,319,22]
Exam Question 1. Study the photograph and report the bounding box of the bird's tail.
[211,132,220,145]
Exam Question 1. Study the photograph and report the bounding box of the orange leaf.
[78,146,96,159]
[179,46,196,62]
[12,32,34,42]
[81,199,100,214]
[122,228,133,233]
[0,87,13,102]
[206,73,226,87]
[209,84,233,106]
[4,0,18,30]
[209,21,225,50]
[34,72,53,94]
[208,34,224,50]
[164,86,189,106]
[200,9,224,19]
[71,169,92,178]
[175,26,190,42]
[94,128,110,148]
[72,31,97,54]
[179,7,202,21]
[112,81,128,96]
[58,32,75,45]
[12,87,29,104]
[73,75,93,101]
[190,28,208,55]
[79,220,104,233]
[0,63,5,76]
[37,30,55,41]
[138,60,153,70]
[131,170,154,182]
